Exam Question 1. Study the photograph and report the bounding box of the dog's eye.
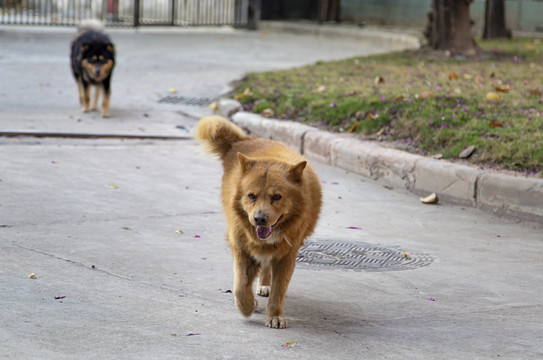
[248,193,256,201]
[271,194,282,202]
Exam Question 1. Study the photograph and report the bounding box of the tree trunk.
[428,0,480,56]
[483,0,511,39]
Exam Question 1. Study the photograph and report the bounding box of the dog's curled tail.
[196,115,250,160]
[78,19,105,33]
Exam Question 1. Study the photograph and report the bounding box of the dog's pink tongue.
[256,226,272,239]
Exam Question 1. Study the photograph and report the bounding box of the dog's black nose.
[254,212,267,226]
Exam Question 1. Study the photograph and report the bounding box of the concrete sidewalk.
[1,135,542,359]
[1,24,542,359]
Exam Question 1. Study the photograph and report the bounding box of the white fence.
[0,0,247,27]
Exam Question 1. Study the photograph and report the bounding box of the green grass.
[232,37,543,175]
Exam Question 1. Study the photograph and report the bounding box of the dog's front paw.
[235,295,258,317]
[266,316,287,329]
[257,285,270,297]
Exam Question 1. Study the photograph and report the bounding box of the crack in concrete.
[10,242,184,294]
[2,211,220,229]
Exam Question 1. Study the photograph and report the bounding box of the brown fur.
[196,115,322,328]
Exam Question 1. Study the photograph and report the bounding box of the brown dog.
[196,115,322,328]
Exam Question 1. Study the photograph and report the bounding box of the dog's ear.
[237,153,255,173]
[288,161,307,183]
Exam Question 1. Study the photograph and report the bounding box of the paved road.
[1,25,542,359]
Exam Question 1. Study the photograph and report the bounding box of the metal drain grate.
[158,95,212,106]
[296,240,434,271]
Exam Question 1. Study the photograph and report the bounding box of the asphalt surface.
[1,24,543,359]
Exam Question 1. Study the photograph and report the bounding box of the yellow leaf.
[495,85,512,93]
[448,73,458,80]
[374,76,385,85]
[348,121,359,133]
[316,85,326,93]
[486,92,500,101]
[208,102,218,110]
[420,193,439,204]
[28,273,37,279]
[175,229,184,234]
[168,87,177,94]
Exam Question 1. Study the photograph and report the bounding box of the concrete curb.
[259,20,421,50]
[218,100,543,223]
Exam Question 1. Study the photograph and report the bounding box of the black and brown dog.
[70,20,115,117]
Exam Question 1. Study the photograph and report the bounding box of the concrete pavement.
[1,24,543,359]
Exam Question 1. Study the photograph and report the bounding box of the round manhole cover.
[296,240,434,271]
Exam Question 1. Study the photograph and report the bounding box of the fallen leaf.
[459,145,476,159]
[261,108,274,118]
[175,229,184,234]
[420,193,439,204]
[489,121,503,128]
[448,72,458,80]
[529,89,542,96]
[495,85,512,93]
[194,235,201,238]
[54,296,66,300]
[316,85,326,93]
[474,75,484,83]
[374,76,385,85]
[486,92,500,101]
[208,102,218,110]
[185,333,201,337]
[376,128,387,136]
[367,112,379,120]
[419,91,434,99]
[346,226,362,230]
[347,121,359,133]
[168,87,177,94]
[243,87,252,96]
[427,297,436,301]
[28,273,37,279]
[401,252,410,259]
[108,184,118,189]
[463,74,472,80]
[282,340,298,348]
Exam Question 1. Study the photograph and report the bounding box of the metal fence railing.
[0,0,249,27]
